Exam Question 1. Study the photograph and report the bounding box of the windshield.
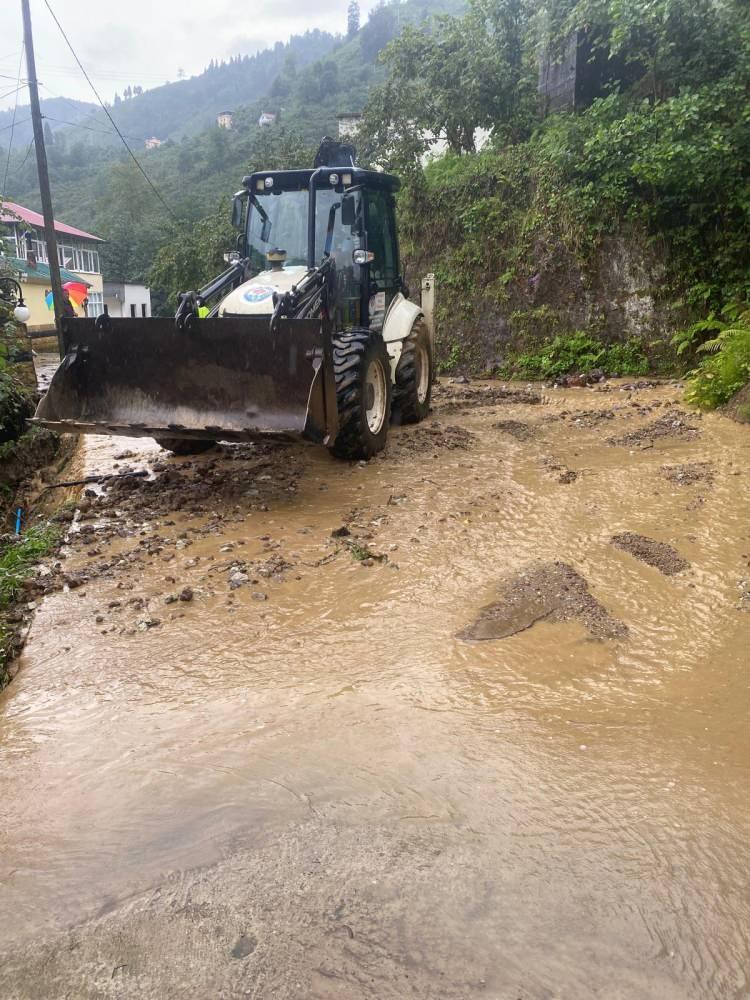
[246,187,360,273]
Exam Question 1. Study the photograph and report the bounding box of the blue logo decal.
[243,285,275,303]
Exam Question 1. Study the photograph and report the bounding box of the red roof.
[0,200,103,242]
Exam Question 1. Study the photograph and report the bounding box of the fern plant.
[683,303,750,409]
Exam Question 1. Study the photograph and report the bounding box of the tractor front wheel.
[156,437,216,456]
[393,317,432,424]
[330,329,392,460]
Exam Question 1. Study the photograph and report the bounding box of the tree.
[150,205,235,309]
[360,4,397,62]
[359,0,534,171]
[347,0,361,37]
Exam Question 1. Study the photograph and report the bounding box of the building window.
[130,303,136,318]
[56,243,100,273]
[31,237,48,262]
[141,303,147,317]
[57,243,75,269]
[86,291,103,315]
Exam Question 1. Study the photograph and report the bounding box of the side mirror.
[260,217,272,243]
[231,192,246,229]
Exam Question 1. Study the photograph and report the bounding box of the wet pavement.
[1,373,750,998]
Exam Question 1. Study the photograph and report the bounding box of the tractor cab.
[220,165,401,333]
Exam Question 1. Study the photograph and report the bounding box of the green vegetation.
[0,526,58,610]
[358,0,750,373]
[502,332,648,379]
[0,524,59,681]
[678,304,750,410]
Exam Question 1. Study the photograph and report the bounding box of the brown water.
[1,377,750,998]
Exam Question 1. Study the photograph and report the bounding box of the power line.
[0,117,30,134]
[42,114,150,143]
[0,84,27,103]
[5,136,35,179]
[2,41,25,198]
[42,0,178,221]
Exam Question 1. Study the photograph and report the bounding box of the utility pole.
[21,0,65,358]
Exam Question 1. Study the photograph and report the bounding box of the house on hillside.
[144,136,163,149]
[258,112,276,127]
[217,111,234,129]
[103,281,152,318]
[337,112,361,139]
[0,201,104,331]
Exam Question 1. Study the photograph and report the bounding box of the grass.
[0,524,60,678]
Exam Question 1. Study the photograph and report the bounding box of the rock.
[229,570,249,590]
[451,374,470,384]
[137,617,161,631]
[251,592,267,601]
[179,586,194,602]
[331,525,351,538]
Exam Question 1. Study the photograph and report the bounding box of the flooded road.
[1,375,750,998]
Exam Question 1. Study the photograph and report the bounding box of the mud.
[493,418,536,441]
[2,371,750,999]
[611,531,691,575]
[434,381,543,413]
[458,561,627,641]
[609,408,700,447]
[661,462,714,486]
[383,419,477,455]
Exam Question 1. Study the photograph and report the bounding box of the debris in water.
[458,562,627,642]
[611,532,690,575]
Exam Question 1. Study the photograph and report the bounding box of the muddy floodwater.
[1,373,750,998]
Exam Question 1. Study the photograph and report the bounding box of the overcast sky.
[0,0,378,113]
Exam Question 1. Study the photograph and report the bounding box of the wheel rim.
[416,343,430,404]
[365,359,387,434]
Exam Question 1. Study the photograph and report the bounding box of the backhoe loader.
[33,139,433,459]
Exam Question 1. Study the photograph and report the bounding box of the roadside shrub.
[683,304,750,408]
[503,331,648,379]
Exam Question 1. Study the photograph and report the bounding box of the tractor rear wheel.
[393,317,432,424]
[156,437,216,456]
[330,329,392,460]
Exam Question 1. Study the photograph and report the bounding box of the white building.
[258,112,276,127]
[337,112,362,139]
[217,111,233,129]
[103,281,152,318]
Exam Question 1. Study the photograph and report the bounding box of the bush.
[683,304,750,408]
[503,331,648,379]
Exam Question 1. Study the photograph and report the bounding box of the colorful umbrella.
[62,281,89,308]
[45,289,54,311]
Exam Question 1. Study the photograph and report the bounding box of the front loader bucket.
[32,316,335,444]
